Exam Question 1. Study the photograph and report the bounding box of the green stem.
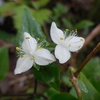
[74,42,100,77]
[42,23,51,42]
[33,78,38,95]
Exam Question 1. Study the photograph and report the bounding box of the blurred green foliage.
[0,0,51,29]
[74,20,94,30]
[50,2,94,31]
[82,57,100,92]
[0,46,9,81]
[16,10,46,45]
[50,93,78,100]
[0,31,16,44]
[33,63,60,90]
[0,0,100,100]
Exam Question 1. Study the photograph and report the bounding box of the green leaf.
[75,20,94,29]
[45,43,56,52]
[16,9,45,45]
[0,47,9,81]
[62,18,73,29]
[32,0,50,9]
[0,31,16,44]
[82,57,100,92]
[70,72,100,100]
[13,5,28,29]
[33,63,60,90]
[44,88,59,97]
[33,9,51,25]
[0,2,16,16]
[50,93,78,100]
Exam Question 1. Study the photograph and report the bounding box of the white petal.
[55,45,71,63]
[65,37,85,52]
[50,22,65,44]
[22,32,37,54]
[14,54,34,74]
[23,32,31,40]
[34,48,56,65]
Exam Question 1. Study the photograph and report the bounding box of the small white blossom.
[14,32,55,74]
[50,22,85,64]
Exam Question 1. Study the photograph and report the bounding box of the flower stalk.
[74,42,100,77]
[69,67,82,100]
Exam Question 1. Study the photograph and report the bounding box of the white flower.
[50,22,85,64]
[14,32,55,74]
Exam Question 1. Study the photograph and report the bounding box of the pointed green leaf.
[32,0,50,9]
[44,88,59,97]
[0,47,9,81]
[16,9,45,45]
[32,9,51,25]
[50,93,78,100]
[75,20,94,29]
[33,64,60,90]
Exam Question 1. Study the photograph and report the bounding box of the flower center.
[16,46,25,57]
[37,39,45,50]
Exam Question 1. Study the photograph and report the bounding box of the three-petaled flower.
[50,22,85,64]
[14,32,55,74]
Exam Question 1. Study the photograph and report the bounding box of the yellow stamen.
[16,47,19,51]
[31,58,35,60]
[20,55,24,58]
[60,37,64,40]
[80,38,84,41]
[78,46,81,49]
[38,46,42,50]
[68,44,71,47]
[37,38,40,41]
[75,29,77,33]
[66,29,69,31]
[25,37,30,39]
